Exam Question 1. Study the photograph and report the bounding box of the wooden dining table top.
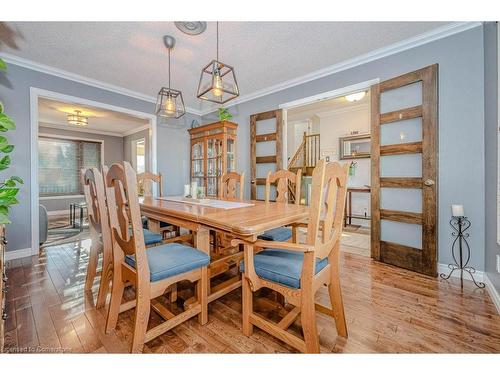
[139,196,309,239]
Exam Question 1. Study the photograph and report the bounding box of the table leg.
[348,191,352,226]
[148,218,160,233]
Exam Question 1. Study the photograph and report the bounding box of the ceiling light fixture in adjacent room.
[197,22,239,105]
[345,91,366,102]
[67,110,88,126]
[155,35,186,119]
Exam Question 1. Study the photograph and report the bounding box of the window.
[38,136,102,197]
[132,138,146,174]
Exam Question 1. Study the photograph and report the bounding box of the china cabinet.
[188,121,238,197]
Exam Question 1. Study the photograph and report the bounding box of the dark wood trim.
[380,105,422,124]
[370,85,381,260]
[380,141,422,156]
[380,241,423,274]
[421,64,439,277]
[380,177,422,188]
[256,156,277,164]
[256,133,277,142]
[380,209,422,225]
[379,70,423,92]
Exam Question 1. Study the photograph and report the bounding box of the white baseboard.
[484,273,500,315]
[438,263,484,282]
[5,247,34,261]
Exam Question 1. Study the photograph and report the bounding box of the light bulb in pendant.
[212,73,223,97]
[165,95,176,114]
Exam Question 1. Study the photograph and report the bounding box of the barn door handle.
[251,180,256,184]
[424,179,435,186]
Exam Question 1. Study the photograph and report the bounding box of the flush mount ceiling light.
[155,35,186,119]
[175,21,207,35]
[197,22,239,105]
[67,110,88,126]
[345,91,366,102]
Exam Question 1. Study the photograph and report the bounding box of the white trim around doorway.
[29,87,158,258]
[279,79,379,169]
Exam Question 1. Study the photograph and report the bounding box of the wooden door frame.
[371,64,438,276]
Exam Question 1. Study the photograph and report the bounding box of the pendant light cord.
[216,21,219,62]
[168,48,171,88]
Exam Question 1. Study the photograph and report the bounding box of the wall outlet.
[497,254,500,273]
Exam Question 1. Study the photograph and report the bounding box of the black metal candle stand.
[439,216,485,289]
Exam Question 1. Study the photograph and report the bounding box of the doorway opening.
[30,88,157,255]
[280,80,377,257]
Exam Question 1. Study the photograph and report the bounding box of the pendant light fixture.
[67,110,88,126]
[197,22,239,105]
[155,35,186,119]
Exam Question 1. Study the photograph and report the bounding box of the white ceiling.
[2,22,449,113]
[38,97,149,136]
[287,91,371,121]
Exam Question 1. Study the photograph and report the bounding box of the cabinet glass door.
[191,141,204,183]
[226,138,235,172]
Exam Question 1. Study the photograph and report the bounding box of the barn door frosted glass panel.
[380,154,422,177]
[380,82,422,113]
[381,220,422,249]
[380,117,422,146]
[380,188,422,213]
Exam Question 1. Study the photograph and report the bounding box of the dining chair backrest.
[105,162,149,281]
[306,159,349,259]
[82,167,111,246]
[219,171,245,200]
[137,171,163,198]
[265,169,302,205]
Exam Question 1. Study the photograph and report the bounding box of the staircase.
[287,132,320,203]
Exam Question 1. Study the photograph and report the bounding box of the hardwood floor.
[3,237,500,353]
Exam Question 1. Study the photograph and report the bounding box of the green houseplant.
[218,107,233,122]
[0,57,23,224]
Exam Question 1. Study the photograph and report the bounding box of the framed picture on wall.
[339,134,371,160]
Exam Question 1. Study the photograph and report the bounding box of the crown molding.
[39,121,126,137]
[122,124,150,137]
[200,21,483,116]
[0,52,203,116]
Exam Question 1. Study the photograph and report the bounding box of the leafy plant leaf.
[0,213,11,225]
[0,101,4,114]
[0,205,8,215]
[0,144,14,153]
[10,176,24,184]
[0,113,16,131]
[0,58,6,73]
[0,136,7,146]
[0,155,11,170]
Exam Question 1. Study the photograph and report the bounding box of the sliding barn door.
[371,64,438,276]
[250,109,283,200]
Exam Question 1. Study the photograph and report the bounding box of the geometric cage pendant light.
[196,22,240,105]
[155,35,186,119]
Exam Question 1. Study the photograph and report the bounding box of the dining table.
[139,195,310,306]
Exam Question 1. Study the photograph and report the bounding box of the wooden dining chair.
[104,162,209,353]
[258,169,302,243]
[137,171,163,197]
[233,159,349,353]
[219,171,245,199]
[82,167,113,309]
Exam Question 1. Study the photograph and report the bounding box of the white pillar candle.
[184,184,190,197]
[451,204,464,217]
[191,182,198,199]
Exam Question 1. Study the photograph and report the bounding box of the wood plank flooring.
[3,237,500,353]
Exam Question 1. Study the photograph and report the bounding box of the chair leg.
[242,275,253,336]
[105,267,124,333]
[131,290,151,353]
[85,243,99,291]
[169,283,178,303]
[329,243,348,338]
[197,266,208,325]
[300,292,320,353]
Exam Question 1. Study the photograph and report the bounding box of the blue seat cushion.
[125,243,210,282]
[258,227,293,242]
[240,248,328,289]
[129,228,163,245]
